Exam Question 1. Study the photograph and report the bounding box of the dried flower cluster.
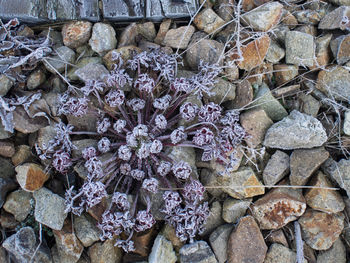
[37,48,247,252]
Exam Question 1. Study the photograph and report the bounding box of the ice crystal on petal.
[193,127,214,146]
[127,98,145,111]
[52,151,72,173]
[182,180,205,203]
[157,161,172,176]
[134,73,155,93]
[198,102,222,122]
[150,140,163,154]
[120,163,131,175]
[136,143,150,159]
[133,124,148,137]
[82,147,97,160]
[153,95,171,110]
[180,102,198,121]
[82,181,107,208]
[113,119,126,133]
[134,210,156,232]
[130,169,145,181]
[112,192,130,211]
[81,79,106,96]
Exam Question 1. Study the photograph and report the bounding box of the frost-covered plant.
[38,49,247,252]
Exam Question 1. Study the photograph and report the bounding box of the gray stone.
[0,0,47,23]
[241,2,283,31]
[343,110,350,135]
[0,122,12,139]
[62,21,92,49]
[330,34,350,65]
[263,150,289,186]
[0,177,16,208]
[74,214,100,247]
[146,0,198,21]
[13,106,49,134]
[72,139,98,159]
[201,201,225,236]
[317,238,346,263]
[194,8,226,35]
[3,227,52,262]
[138,22,157,41]
[34,187,67,230]
[118,23,139,48]
[295,10,320,25]
[222,198,251,223]
[200,169,224,198]
[322,158,350,199]
[263,110,328,150]
[75,62,109,82]
[179,241,217,263]
[3,190,33,221]
[0,157,15,180]
[299,94,320,117]
[264,243,307,263]
[204,77,235,104]
[44,46,76,74]
[285,31,314,67]
[149,235,177,263]
[215,0,234,21]
[298,209,344,250]
[209,224,233,263]
[89,23,117,56]
[186,39,224,70]
[290,147,329,186]
[266,40,285,63]
[316,66,350,101]
[67,57,102,81]
[319,6,350,31]
[102,0,144,21]
[27,69,46,90]
[305,172,345,213]
[163,25,195,49]
[252,83,288,121]
[0,74,13,96]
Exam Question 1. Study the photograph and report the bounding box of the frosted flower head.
[155,114,167,130]
[170,126,187,144]
[157,161,172,176]
[127,98,145,111]
[142,178,159,193]
[52,151,72,173]
[180,102,199,121]
[97,118,111,134]
[150,140,163,154]
[193,127,214,146]
[120,163,131,175]
[136,143,150,159]
[198,102,222,123]
[130,169,145,181]
[82,147,97,160]
[182,180,205,203]
[134,73,155,93]
[98,137,111,153]
[172,161,192,180]
[133,124,148,137]
[153,95,172,110]
[113,119,126,133]
[112,192,130,211]
[105,89,125,107]
[118,145,132,161]
[134,210,156,232]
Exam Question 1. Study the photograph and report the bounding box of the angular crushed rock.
[179,240,218,263]
[263,150,290,186]
[263,110,327,150]
[227,215,267,263]
[149,235,177,263]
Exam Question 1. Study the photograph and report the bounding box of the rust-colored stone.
[62,21,92,49]
[231,35,270,71]
[251,183,306,229]
[298,209,344,250]
[131,227,157,257]
[15,163,49,192]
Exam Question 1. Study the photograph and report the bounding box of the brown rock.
[89,239,123,263]
[53,220,84,262]
[318,6,350,31]
[295,10,321,25]
[194,8,226,35]
[281,10,298,28]
[15,163,49,192]
[118,22,139,48]
[13,106,49,134]
[62,21,92,48]
[138,22,156,41]
[3,190,33,222]
[218,166,265,199]
[232,35,270,71]
[240,109,273,148]
[132,227,157,257]
[0,141,15,157]
[251,183,306,229]
[163,26,195,49]
[241,2,283,31]
[330,34,350,65]
[229,79,253,108]
[305,172,345,213]
[215,0,234,21]
[298,209,344,250]
[266,230,289,248]
[224,59,239,81]
[186,39,224,70]
[26,69,46,90]
[154,19,172,45]
[316,66,350,101]
[264,243,307,263]
[273,64,299,86]
[311,34,332,69]
[290,147,329,186]
[227,215,267,263]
